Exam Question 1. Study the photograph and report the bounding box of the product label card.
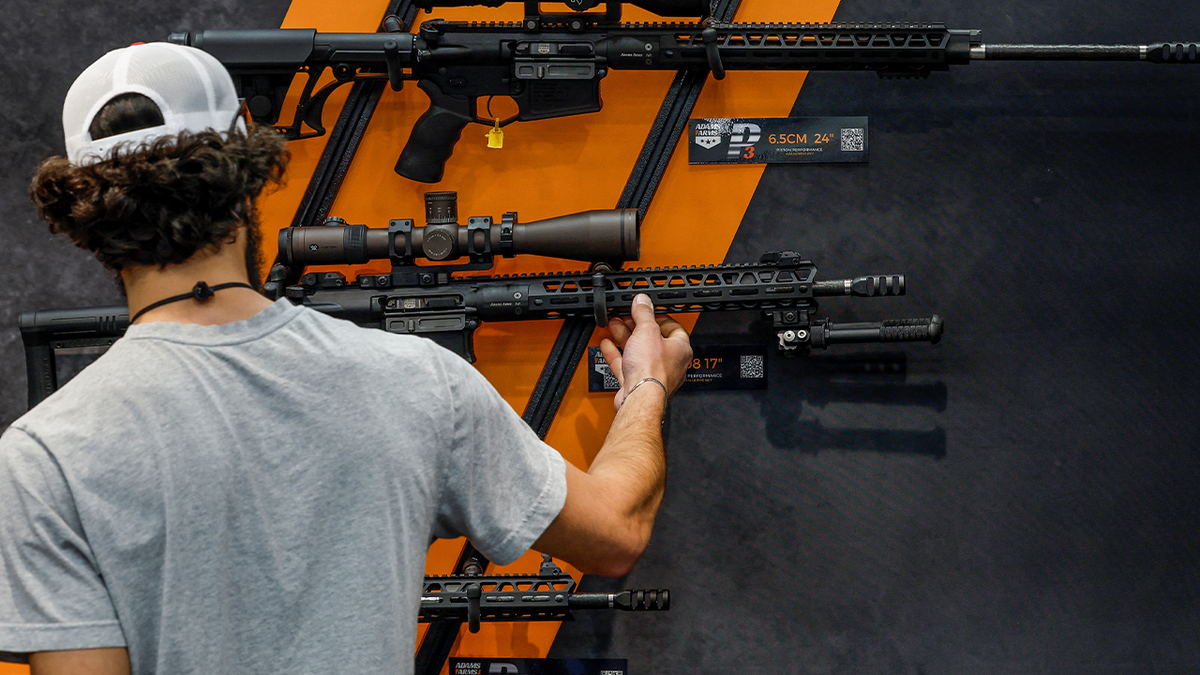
[588,344,767,392]
[450,658,627,675]
[688,116,868,164]
[588,347,621,392]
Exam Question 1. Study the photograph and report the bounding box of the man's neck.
[122,230,273,326]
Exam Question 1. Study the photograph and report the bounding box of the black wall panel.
[0,0,291,427]
[551,1,1200,673]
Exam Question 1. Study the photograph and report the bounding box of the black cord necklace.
[130,281,257,323]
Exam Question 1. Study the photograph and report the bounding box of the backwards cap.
[63,42,245,166]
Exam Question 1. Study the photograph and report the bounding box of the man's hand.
[533,294,691,576]
[599,293,693,411]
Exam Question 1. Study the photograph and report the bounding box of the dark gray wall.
[551,1,1200,674]
[0,0,292,428]
[2,1,1199,674]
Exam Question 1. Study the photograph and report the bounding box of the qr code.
[740,354,765,379]
[840,127,865,152]
[595,363,619,390]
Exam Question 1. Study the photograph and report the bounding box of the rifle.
[18,193,941,406]
[167,16,1199,182]
[257,190,941,361]
[421,554,668,633]
[265,200,942,364]
[271,246,944,362]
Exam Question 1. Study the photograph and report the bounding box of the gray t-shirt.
[0,299,567,674]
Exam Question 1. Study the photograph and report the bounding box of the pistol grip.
[395,80,474,183]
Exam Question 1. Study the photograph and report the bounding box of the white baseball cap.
[62,42,246,166]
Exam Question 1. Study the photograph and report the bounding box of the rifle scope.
[411,0,710,18]
[279,191,639,267]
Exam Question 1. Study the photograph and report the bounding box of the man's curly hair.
[30,117,289,271]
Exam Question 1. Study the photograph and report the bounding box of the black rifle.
[19,251,942,403]
[421,554,668,633]
[18,228,942,406]
[272,247,942,362]
[257,190,941,361]
[168,20,1199,182]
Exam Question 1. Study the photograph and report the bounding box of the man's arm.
[29,648,130,675]
[533,293,692,577]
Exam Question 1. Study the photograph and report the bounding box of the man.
[0,42,692,675]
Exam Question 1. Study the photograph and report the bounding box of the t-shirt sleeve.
[0,427,126,660]
[428,348,568,566]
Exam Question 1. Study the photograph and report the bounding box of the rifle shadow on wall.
[753,350,947,460]
[663,331,948,461]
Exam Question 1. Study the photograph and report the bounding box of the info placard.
[588,345,767,392]
[688,116,868,164]
[450,658,627,675]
